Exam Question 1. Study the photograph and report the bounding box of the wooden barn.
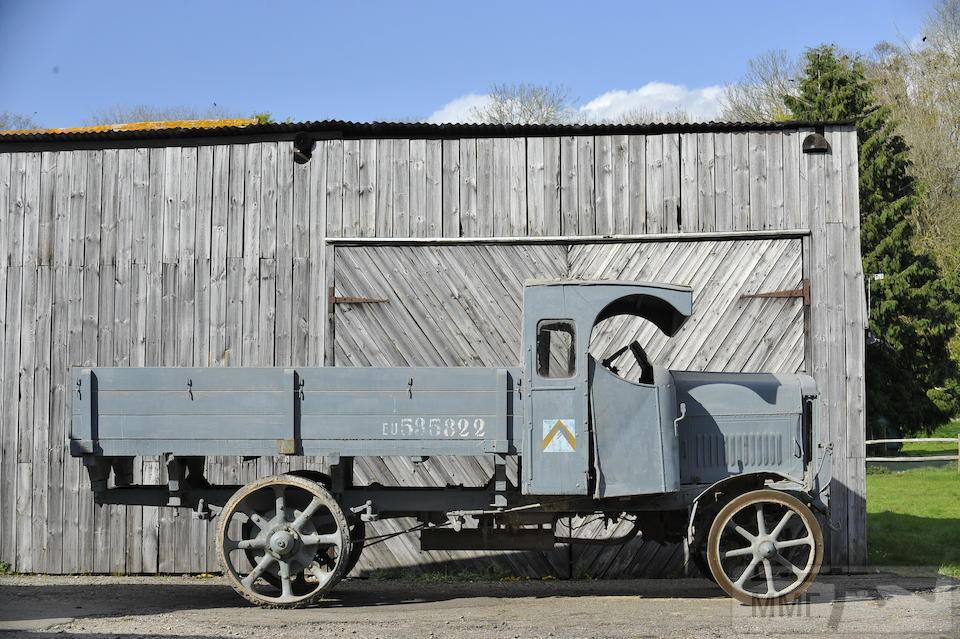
[0,119,866,577]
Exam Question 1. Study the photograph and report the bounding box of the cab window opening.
[536,320,576,378]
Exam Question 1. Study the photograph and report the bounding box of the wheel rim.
[218,475,350,606]
[708,490,823,603]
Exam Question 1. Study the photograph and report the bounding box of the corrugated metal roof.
[0,118,259,137]
[0,118,853,147]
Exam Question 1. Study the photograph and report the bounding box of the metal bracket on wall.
[740,279,810,306]
[327,286,388,305]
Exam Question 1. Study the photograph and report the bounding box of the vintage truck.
[70,280,828,607]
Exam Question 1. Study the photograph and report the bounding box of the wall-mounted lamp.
[802,133,831,154]
[293,132,314,164]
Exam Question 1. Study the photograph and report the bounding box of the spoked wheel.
[217,475,353,608]
[707,489,823,605]
[242,519,366,586]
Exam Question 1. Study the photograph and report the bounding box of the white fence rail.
[865,436,960,471]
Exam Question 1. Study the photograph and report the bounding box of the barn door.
[331,244,566,367]
[328,238,806,577]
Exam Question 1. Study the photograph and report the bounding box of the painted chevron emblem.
[542,419,576,452]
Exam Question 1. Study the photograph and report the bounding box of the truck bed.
[70,367,522,458]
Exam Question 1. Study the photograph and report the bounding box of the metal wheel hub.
[267,528,299,559]
[757,539,776,559]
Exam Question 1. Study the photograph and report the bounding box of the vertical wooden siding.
[0,126,866,574]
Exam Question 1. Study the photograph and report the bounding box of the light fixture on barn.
[293,132,314,164]
[802,132,831,154]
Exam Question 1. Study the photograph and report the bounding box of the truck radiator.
[687,432,785,469]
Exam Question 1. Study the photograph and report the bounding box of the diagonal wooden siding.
[334,244,570,576]
[334,244,566,367]
[332,239,803,577]
[573,239,804,378]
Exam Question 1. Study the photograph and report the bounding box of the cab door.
[523,317,590,495]
[590,361,681,497]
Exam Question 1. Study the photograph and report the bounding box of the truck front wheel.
[706,488,823,605]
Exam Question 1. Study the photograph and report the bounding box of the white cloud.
[427,82,726,124]
[426,93,491,124]
[578,82,725,122]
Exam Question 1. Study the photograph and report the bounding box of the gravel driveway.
[0,573,957,638]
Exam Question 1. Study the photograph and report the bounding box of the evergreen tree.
[784,45,958,435]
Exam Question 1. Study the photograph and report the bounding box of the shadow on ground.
[3,571,957,626]
[1,577,722,625]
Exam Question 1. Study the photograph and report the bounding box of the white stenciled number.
[384,416,487,438]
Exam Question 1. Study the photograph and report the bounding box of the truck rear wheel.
[706,489,823,605]
[217,474,353,608]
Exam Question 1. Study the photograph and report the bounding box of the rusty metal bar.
[327,286,388,305]
[740,279,810,306]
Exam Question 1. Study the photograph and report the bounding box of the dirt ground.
[0,573,957,639]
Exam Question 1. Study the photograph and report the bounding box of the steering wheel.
[628,340,654,385]
[600,343,629,374]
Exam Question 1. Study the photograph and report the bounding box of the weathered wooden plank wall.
[0,125,865,576]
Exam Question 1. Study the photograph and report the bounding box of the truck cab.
[521,281,690,497]
[521,281,818,504]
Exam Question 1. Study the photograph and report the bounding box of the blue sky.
[0,0,930,127]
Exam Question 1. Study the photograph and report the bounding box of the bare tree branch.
[84,104,243,126]
[0,111,40,130]
[610,107,691,124]
[869,0,960,278]
[471,83,573,124]
[719,50,799,122]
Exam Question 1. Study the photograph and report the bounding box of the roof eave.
[0,118,857,148]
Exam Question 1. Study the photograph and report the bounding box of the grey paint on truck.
[70,280,820,502]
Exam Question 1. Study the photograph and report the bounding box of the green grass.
[867,465,960,577]
[899,418,960,457]
[0,561,11,575]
